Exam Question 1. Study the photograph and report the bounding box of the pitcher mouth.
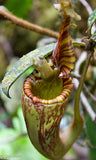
[23,74,73,104]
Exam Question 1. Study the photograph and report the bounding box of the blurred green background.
[0,0,96,160]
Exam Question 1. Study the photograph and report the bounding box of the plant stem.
[83,84,96,104]
[79,0,93,15]
[71,72,96,104]
[74,51,93,120]
[70,72,81,79]
[81,92,96,123]
[0,7,87,48]
[0,7,59,38]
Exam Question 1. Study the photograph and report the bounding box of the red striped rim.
[23,74,73,104]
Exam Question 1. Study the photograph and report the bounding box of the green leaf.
[90,149,96,160]
[86,114,96,147]
[16,107,27,133]
[0,106,49,160]
[90,31,96,43]
[1,43,56,98]
[0,129,49,160]
[88,9,96,35]
[92,36,96,42]
[88,9,96,28]
[72,41,86,47]
[5,0,33,17]
[86,114,96,159]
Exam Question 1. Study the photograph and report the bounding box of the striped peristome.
[23,73,73,104]
[52,16,75,78]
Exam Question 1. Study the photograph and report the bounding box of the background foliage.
[0,0,96,160]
